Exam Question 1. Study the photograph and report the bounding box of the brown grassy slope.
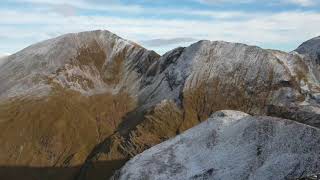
[76,100,183,180]
[0,87,136,179]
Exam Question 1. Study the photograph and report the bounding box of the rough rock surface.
[0,31,320,179]
[113,110,320,180]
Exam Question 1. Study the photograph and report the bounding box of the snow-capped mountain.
[0,30,319,180]
[0,30,158,99]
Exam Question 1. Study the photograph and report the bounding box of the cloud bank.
[0,0,320,54]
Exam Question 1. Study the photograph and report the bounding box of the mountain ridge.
[0,30,320,180]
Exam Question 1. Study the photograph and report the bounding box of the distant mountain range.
[0,30,319,180]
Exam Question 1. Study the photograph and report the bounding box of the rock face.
[0,31,320,179]
[113,110,320,180]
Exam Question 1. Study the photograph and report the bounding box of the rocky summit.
[0,30,319,180]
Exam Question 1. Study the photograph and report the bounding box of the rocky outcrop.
[113,110,320,180]
[0,31,320,179]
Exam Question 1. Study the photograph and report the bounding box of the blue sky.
[0,0,320,55]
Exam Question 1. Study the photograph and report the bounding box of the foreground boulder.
[113,110,320,180]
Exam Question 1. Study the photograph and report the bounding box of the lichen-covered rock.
[113,110,320,180]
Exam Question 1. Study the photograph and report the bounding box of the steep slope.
[78,40,320,179]
[0,30,160,179]
[0,30,159,99]
[113,110,320,180]
[1,32,320,180]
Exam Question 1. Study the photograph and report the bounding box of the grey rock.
[114,110,320,180]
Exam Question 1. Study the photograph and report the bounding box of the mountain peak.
[0,30,159,99]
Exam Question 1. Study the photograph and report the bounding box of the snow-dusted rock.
[0,30,159,99]
[113,110,320,180]
[138,40,320,129]
[74,36,320,179]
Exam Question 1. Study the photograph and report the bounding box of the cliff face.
[113,110,320,180]
[0,31,319,179]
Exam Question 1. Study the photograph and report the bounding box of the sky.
[0,0,320,55]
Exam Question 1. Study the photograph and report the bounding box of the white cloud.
[140,38,198,47]
[198,0,253,4]
[0,53,10,57]
[285,0,316,6]
[10,0,143,13]
[0,53,10,67]
[198,0,317,6]
[0,5,320,54]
